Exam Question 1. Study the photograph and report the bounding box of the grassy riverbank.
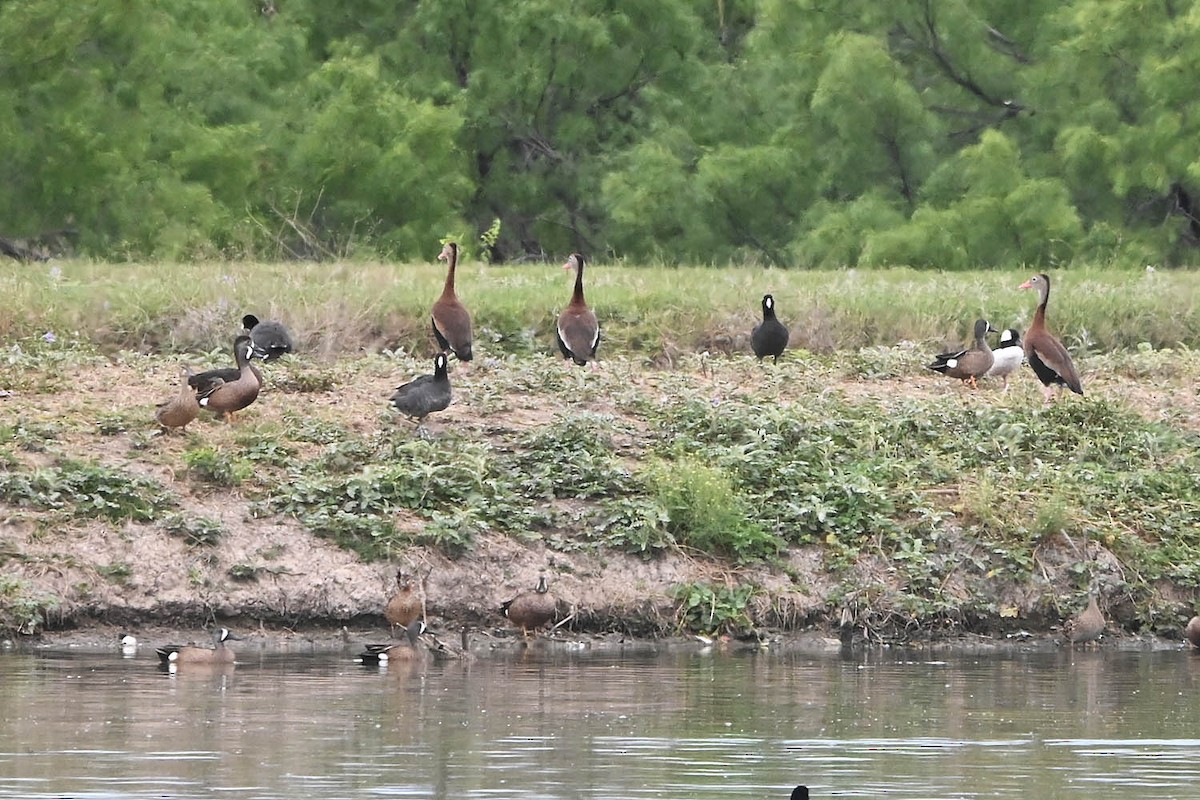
[2,261,1200,643]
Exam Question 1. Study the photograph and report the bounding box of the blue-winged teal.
[1020,274,1083,400]
[384,570,421,638]
[431,242,473,362]
[356,620,426,664]
[1185,615,1200,649]
[557,253,600,366]
[984,328,1023,390]
[242,314,294,361]
[189,335,262,422]
[390,354,451,428]
[156,628,241,665]
[501,575,557,639]
[928,319,996,389]
[751,294,789,363]
[155,368,200,433]
[1064,595,1104,645]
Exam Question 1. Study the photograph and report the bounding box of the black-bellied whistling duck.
[1019,273,1083,400]
[389,353,451,429]
[557,253,600,366]
[155,368,200,432]
[927,319,996,388]
[191,335,262,422]
[1185,615,1200,649]
[242,314,294,361]
[431,241,473,361]
[1064,594,1104,645]
[751,294,789,363]
[984,328,1024,390]
[500,575,557,639]
[156,628,241,665]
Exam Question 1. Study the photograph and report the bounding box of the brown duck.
[431,241,473,361]
[1064,594,1105,645]
[191,335,262,422]
[927,319,996,388]
[1020,273,1083,401]
[557,253,600,366]
[384,570,422,639]
[156,627,241,665]
[155,368,200,433]
[1185,615,1200,649]
[500,575,557,638]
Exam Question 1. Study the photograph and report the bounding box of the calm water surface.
[2,641,1199,799]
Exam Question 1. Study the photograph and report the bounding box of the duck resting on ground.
[1019,273,1083,401]
[751,294,789,363]
[984,328,1024,390]
[242,314,294,361]
[431,241,473,362]
[557,252,600,367]
[927,319,996,388]
[389,353,451,429]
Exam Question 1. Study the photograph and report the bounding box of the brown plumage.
[1185,615,1200,649]
[431,241,473,361]
[155,368,200,433]
[1064,594,1105,645]
[500,575,557,638]
[156,628,240,665]
[189,335,263,422]
[384,570,421,638]
[1020,273,1083,401]
[927,319,996,388]
[557,253,600,366]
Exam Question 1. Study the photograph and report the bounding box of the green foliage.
[0,459,173,522]
[183,446,251,487]
[161,513,225,547]
[0,574,59,636]
[670,581,758,635]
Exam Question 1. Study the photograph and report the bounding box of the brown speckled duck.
[927,319,996,388]
[155,368,200,433]
[431,241,473,361]
[156,627,241,665]
[384,570,421,638]
[557,253,600,366]
[1020,273,1083,400]
[1064,594,1105,645]
[500,575,557,639]
[1185,615,1200,649]
[189,335,262,422]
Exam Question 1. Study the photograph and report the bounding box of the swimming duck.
[1019,273,1083,400]
[927,319,996,388]
[156,627,241,665]
[155,368,200,433]
[356,621,427,664]
[119,633,138,656]
[1064,594,1105,645]
[389,353,451,428]
[1185,615,1200,649]
[384,570,421,638]
[500,575,557,639]
[431,241,473,361]
[190,335,262,422]
[984,328,1024,390]
[242,314,294,361]
[751,294,789,363]
[557,253,600,366]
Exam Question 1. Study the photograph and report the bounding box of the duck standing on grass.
[927,319,996,388]
[389,353,451,431]
[557,252,600,367]
[431,241,473,362]
[188,335,262,423]
[242,314,294,361]
[1019,273,1083,401]
[751,294,789,363]
[984,328,1024,390]
[155,368,200,433]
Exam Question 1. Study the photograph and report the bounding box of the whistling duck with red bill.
[1019,273,1082,400]
[557,252,600,366]
[927,319,996,388]
[431,241,473,361]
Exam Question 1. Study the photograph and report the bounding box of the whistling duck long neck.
[441,247,458,298]
[1033,280,1050,331]
[571,258,586,307]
